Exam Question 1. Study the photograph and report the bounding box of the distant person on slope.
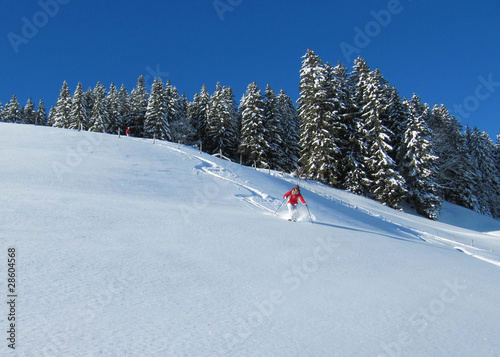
[283,185,307,221]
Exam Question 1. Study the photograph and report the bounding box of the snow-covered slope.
[1,123,499,356]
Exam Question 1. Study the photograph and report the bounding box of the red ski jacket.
[283,189,306,205]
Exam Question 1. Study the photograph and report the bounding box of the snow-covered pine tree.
[47,106,56,126]
[24,98,36,125]
[385,87,409,167]
[164,79,180,122]
[35,99,47,126]
[84,87,94,125]
[238,82,268,167]
[402,95,442,219]
[173,93,195,144]
[106,83,120,134]
[224,86,241,156]
[180,93,188,120]
[351,57,406,207]
[166,81,194,144]
[4,95,23,123]
[324,61,354,188]
[188,93,201,140]
[213,86,240,159]
[52,81,72,128]
[496,135,500,178]
[351,58,380,190]
[206,83,239,158]
[117,84,131,134]
[465,126,500,218]
[326,62,362,193]
[342,60,370,195]
[129,75,148,137]
[278,89,300,171]
[69,82,88,130]
[298,49,342,186]
[144,78,170,141]
[428,104,477,210]
[88,82,109,133]
[188,84,211,146]
[264,84,286,171]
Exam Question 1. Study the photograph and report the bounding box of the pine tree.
[47,106,56,127]
[385,87,409,167]
[164,80,193,144]
[69,83,88,130]
[52,81,72,128]
[264,84,286,170]
[402,95,442,219]
[326,62,362,193]
[238,82,268,167]
[351,57,406,206]
[24,98,36,125]
[206,83,239,158]
[298,49,341,186]
[278,89,300,171]
[84,87,94,125]
[428,104,477,210]
[117,84,131,134]
[130,75,148,137]
[4,95,23,123]
[35,99,47,125]
[170,92,195,144]
[465,126,500,218]
[0,102,3,122]
[496,135,500,175]
[88,82,109,133]
[106,83,120,134]
[188,84,211,147]
[144,78,170,140]
[324,62,355,188]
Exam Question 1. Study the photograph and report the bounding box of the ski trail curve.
[159,144,280,213]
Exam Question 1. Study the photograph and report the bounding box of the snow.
[1,122,500,356]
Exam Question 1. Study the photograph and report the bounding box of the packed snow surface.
[1,123,499,356]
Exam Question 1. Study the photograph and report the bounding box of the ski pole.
[275,198,287,214]
[306,204,313,223]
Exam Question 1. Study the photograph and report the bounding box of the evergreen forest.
[3,49,500,220]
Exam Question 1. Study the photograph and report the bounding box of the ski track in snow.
[162,143,500,268]
[160,144,280,214]
[266,168,500,268]
[454,247,500,267]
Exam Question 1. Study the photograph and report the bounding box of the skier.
[125,127,131,136]
[283,185,307,221]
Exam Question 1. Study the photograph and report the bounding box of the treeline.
[1,49,500,220]
[0,77,299,169]
[297,49,500,220]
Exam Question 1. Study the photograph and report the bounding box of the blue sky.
[2,0,500,138]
